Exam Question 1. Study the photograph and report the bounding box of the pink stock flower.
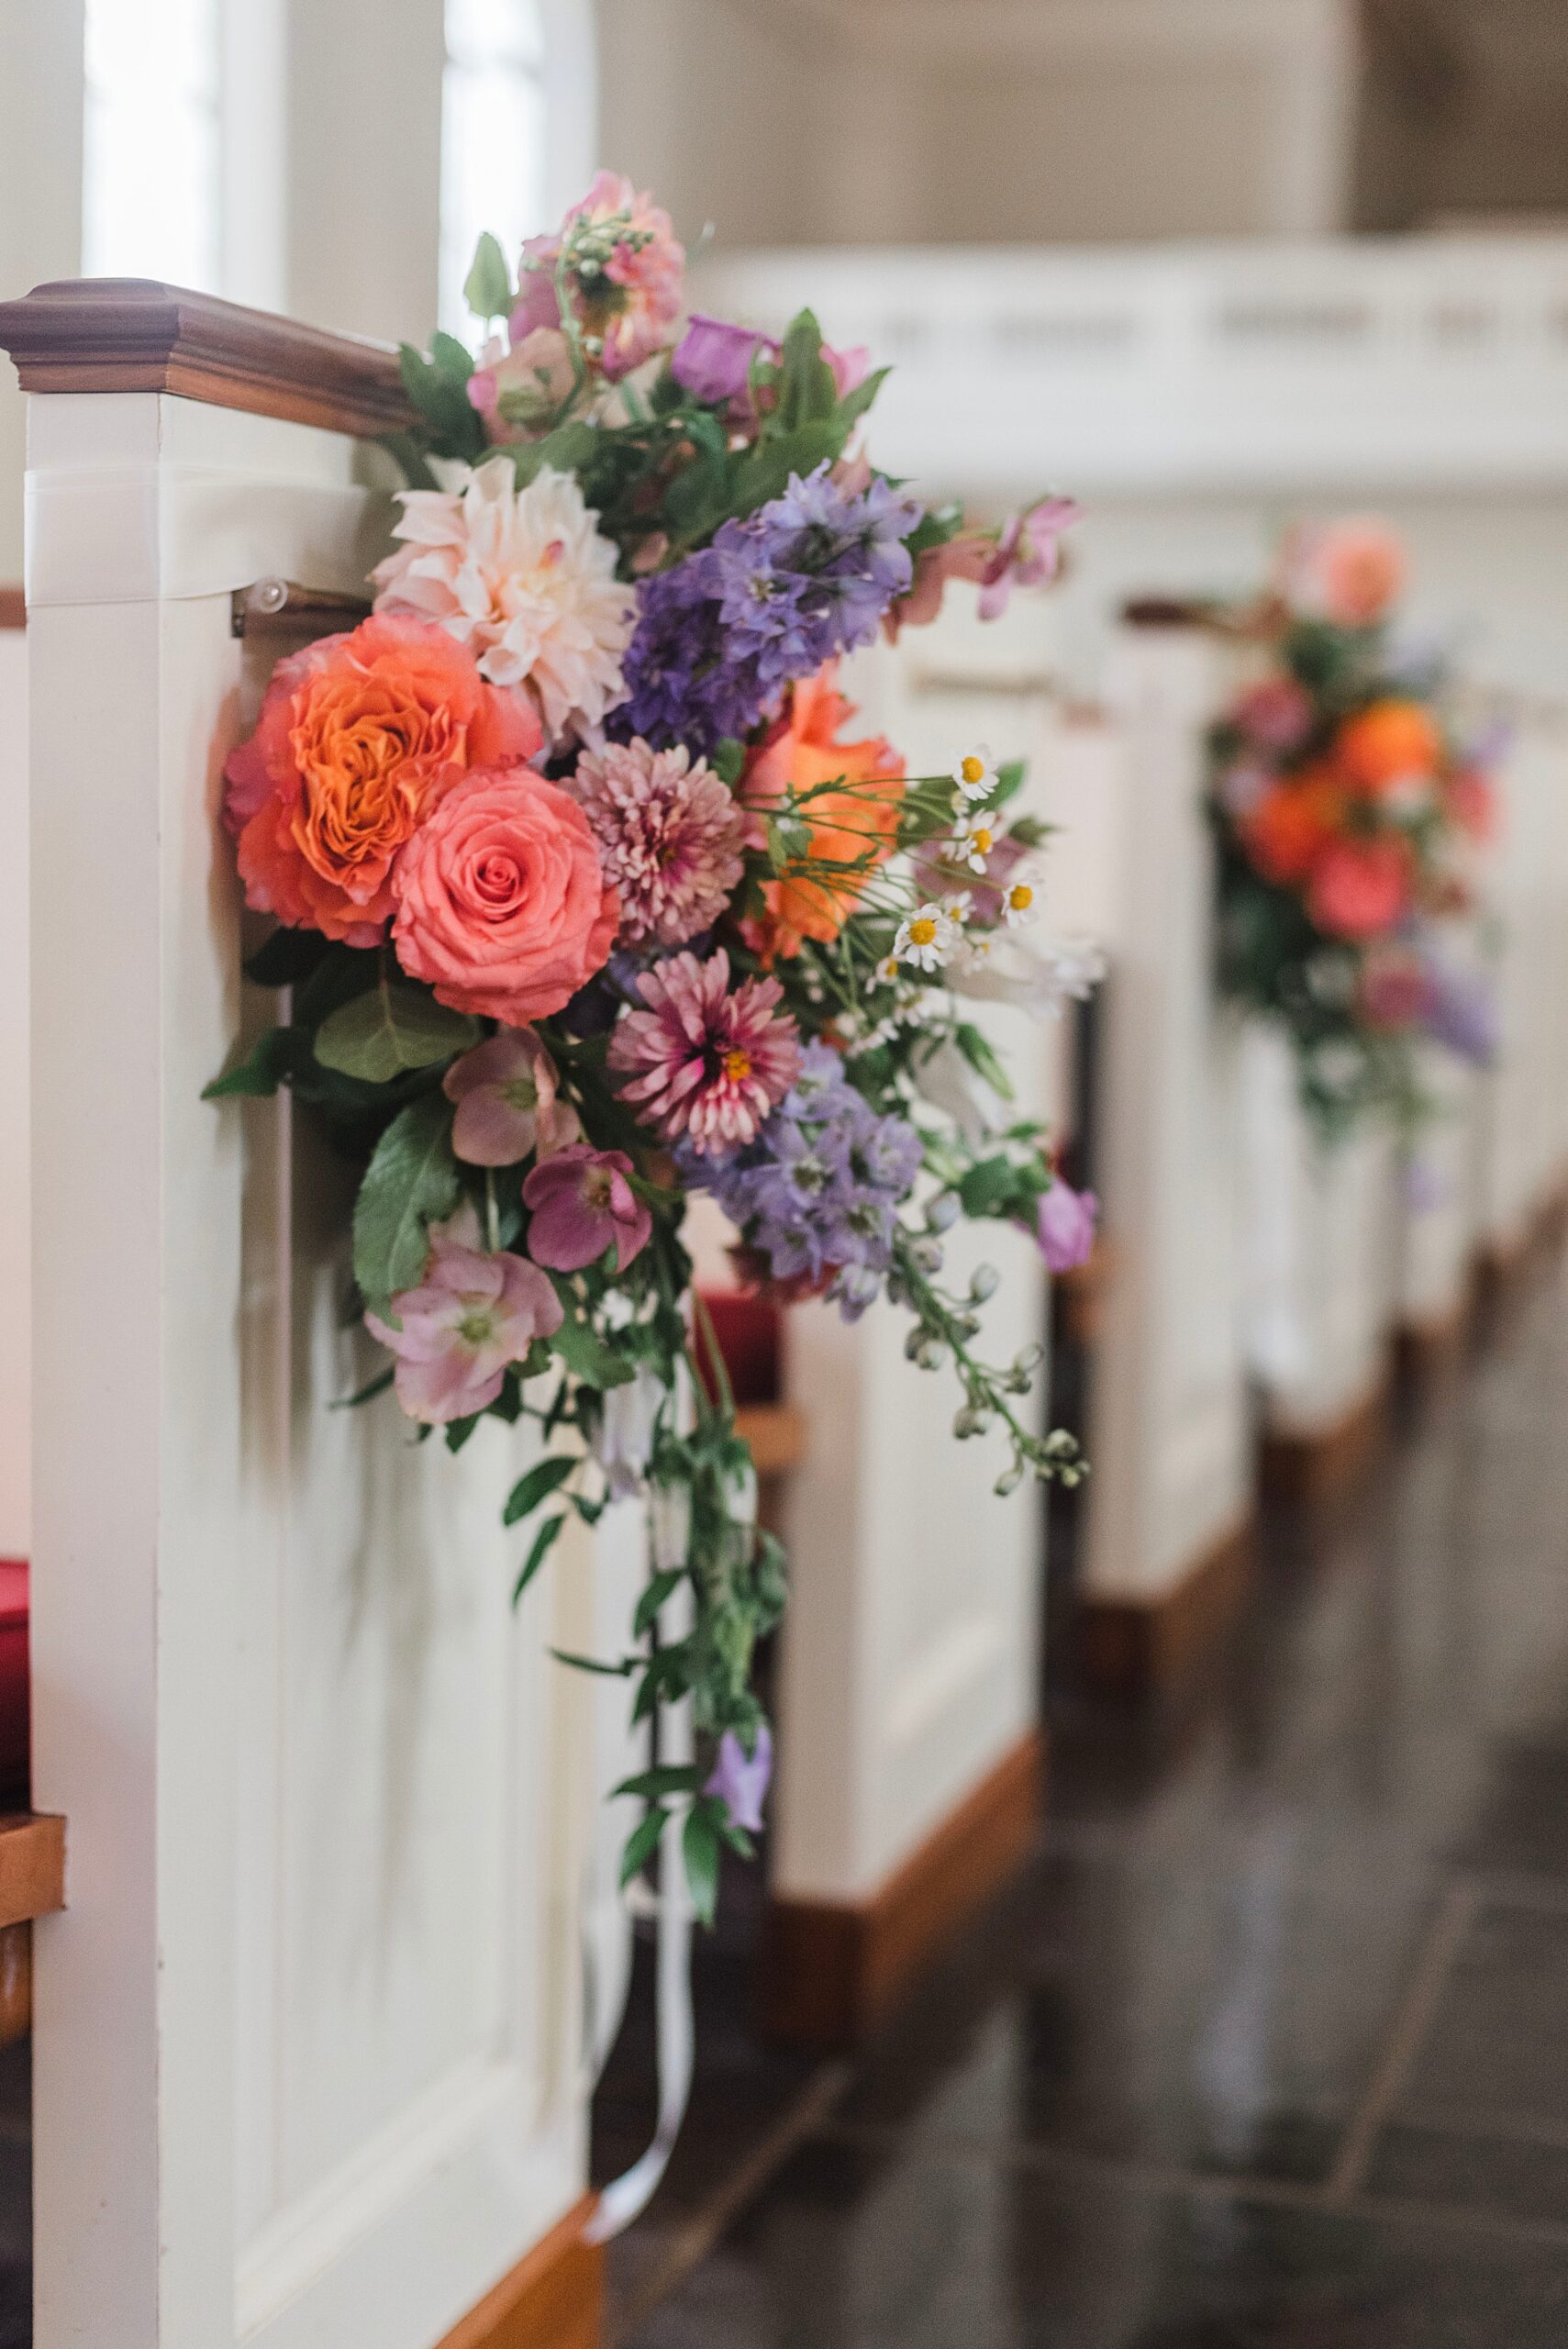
[976,497,1081,621]
[443,1031,580,1164]
[522,1143,652,1272]
[608,948,800,1155]
[513,172,684,381]
[567,738,747,948]
[365,1236,563,1423]
[1035,1177,1098,1275]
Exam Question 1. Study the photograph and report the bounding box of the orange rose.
[1334,700,1441,796]
[1240,767,1346,885]
[227,614,543,945]
[739,664,905,962]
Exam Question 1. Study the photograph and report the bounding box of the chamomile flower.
[954,808,999,872]
[940,889,973,924]
[895,901,962,973]
[868,952,901,992]
[953,746,999,804]
[1001,873,1040,930]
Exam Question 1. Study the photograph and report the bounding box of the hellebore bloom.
[523,1143,652,1272]
[366,1237,563,1423]
[592,1364,666,1501]
[976,495,1081,620]
[1036,1177,1098,1275]
[443,1030,580,1165]
[705,1723,773,1835]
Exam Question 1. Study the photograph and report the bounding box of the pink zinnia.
[523,1144,652,1273]
[608,949,799,1155]
[568,739,746,948]
[365,1235,563,1424]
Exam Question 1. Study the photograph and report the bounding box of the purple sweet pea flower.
[706,1723,773,1834]
[672,313,775,405]
[523,1144,652,1273]
[1420,952,1498,1065]
[1036,1176,1098,1274]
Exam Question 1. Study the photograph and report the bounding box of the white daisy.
[371,452,637,746]
[952,746,999,804]
[954,808,999,873]
[894,901,962,973]
[1001,871,1040,929]
[867,953,901,992]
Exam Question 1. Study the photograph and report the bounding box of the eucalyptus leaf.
[315,985,478,1085]
[351,1094,460,1320]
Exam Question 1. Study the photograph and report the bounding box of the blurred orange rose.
[740,664,905,961]
[1240,768,1346,885]
[1334,700,1441,796]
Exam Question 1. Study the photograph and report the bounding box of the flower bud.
[954,1405,991,1440]
[994,1463,1024,1498]
[970,1264,999,1303]
[913,1239,944,1275]
[927,1191,962,1233]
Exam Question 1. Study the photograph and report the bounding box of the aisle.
[604,1243,1568,2346]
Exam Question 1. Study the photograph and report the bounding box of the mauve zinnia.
[568,739,746,948]
[608,949,800,1156]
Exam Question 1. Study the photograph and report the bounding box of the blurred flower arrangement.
[208,175,1095,1915]
[1207,518,1497,1140]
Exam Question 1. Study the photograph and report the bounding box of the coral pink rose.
[226,614,542,946]
[1284,518,1407,628]
[1307,838,1413,941]
[392,763,618,1025]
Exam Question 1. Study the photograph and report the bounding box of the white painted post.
[1077,619,1251,1617]
[0,616,26,1560]
[16,318,626,2346]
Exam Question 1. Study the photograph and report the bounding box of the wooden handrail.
[0,1814,64,1930]
[0,278,416,440]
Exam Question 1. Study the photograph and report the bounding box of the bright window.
[82,0,222,289]
[439,0,550,341]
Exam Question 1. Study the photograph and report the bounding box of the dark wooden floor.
[597,1241,1568,2347]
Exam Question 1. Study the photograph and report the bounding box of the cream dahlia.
[608,949,799,1155]
[568,739,746,948]
[371,454,636,746]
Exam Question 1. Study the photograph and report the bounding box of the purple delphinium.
[615,464,923,753]
[684,1042,922,1319]
[1419,948,1497,1066]
[706,1723,773,1835]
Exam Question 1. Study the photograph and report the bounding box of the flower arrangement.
[1207,518,1497,1139]
[209,174,1095,1916]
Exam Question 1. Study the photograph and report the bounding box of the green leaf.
[991,759,1029,810]
[351,1094,460,1320]
[512,1513,566,1604]
[243,927,331,989]
[503,1453,578,1527]
[711,738,746,788]
[429,329,476,384]
[314,984,479,1085]
[331,1365,395,1410]
[958,1152,1026,1219]
[954,1022,1015,1104]
[204,1027,293,1099]
[682,1803,721,1927]
[550,1315,638,1390]
[618,1806,668,1887]
[463,229,513,322]
[551,1645,634,1677]
[834,364,890,431]
[444,1413,481,1454]
[611,1765,702,1801]
[633,1567,684,1636]
[509,419,601,487]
